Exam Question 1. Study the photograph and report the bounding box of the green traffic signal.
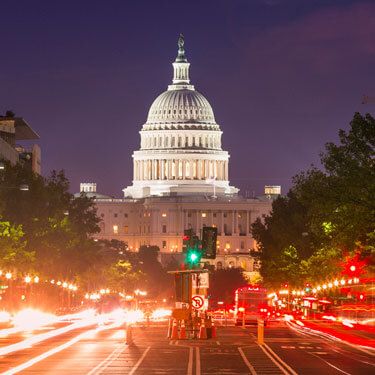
[189,252,199,262]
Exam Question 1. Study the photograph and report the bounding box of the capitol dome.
[123,35,238,199]
[146,88,216,125]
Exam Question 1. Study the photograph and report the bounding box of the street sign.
[191,295,206,310]
[192,272,209,289]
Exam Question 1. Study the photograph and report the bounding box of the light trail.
[0,309,107,357]
[3,318,126,375]
[0,309,96,338]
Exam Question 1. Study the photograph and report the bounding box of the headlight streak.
[0,309,112,357]
[3,318,126,375]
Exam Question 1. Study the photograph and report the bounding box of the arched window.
[216,262,223,270]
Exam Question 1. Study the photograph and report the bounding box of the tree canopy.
[252,113,375,288]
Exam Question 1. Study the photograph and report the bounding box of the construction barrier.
[179,320,187,339]
[126,324,134,346]
[257,318,264,345]
[171,319,179,340]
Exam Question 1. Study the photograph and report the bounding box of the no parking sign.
[191,295,207,310]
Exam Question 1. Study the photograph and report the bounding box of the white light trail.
[3,319,126,375]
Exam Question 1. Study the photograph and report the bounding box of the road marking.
[129,346,151,375]
[310,352,328,355]
[187,347,193,375]
[281,346,295,349]
[87,344,124,375]
[309,351,352,375]
[260,343,298,375]
[196,347,201,375]
[238,347,257,375]
[216,341,221,345]
[2,321,124,375]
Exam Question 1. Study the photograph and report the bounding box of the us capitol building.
[83,36,278,278]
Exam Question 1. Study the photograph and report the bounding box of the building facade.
[88,36,277,276]
[0,113,41,174]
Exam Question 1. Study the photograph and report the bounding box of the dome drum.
[123,35,239,199]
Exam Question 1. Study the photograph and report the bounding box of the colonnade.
[133,159,229,181]
[141,133,221,150]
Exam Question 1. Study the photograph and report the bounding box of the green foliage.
[0,220,35,273]
[252,113,375,288]
[0,162,100,280]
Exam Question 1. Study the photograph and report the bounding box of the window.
[162,224,167,233]
[162,213,167,217]
[114,213,118,218]
[113,225,118,234]
[124,225,129,234]
[201,212,207,218]
[213,213,217,218]
[124,213,128,218]
[188,212,191,217]
[225,242,230,249]
[216,261,223,270]
[240,241,245,249]
[223,212,227,218]
[162,240,167,249]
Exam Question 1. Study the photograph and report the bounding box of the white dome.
[146,88,216,125]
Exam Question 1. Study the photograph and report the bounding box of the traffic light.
[186,234,201,266]
[182,228,194,253]
[201,226,217,259]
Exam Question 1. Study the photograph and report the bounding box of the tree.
[210,268,248,305]
[0,161,101,280]
[252,113,375,287]
[0,220,34,274]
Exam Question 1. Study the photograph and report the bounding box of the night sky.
[1,0,374,197]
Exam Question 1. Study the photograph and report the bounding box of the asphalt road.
[0,320,374,374]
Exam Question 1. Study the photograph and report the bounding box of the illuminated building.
[84,36,278,276]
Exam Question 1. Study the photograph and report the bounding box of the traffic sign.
[192,272,209,289]
[191,295,205,310]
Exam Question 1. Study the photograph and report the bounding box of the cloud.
[244,2,375,74]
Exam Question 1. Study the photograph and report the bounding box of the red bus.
[234,285,269,326]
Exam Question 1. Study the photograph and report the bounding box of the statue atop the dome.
[178,34,184,49]
[176,33,187,62]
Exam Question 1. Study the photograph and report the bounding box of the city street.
[0,320,374,374]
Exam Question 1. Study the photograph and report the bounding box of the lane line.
[258,344,289,375]
[286,320,374,356]
[308,352,352,375]
[195,347,201,375]
[187,347,193,375]
[238,347,257,375]
[2,322,122,375]
[263,343,298,375]
[128,346,151,375]
[87,344,124,375]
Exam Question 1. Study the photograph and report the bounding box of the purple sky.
[1,0,374,197]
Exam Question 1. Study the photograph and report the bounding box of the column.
[182,160,186,179]
[232,210,236,235]
[225,161,229,180]
[161,160,165,180]
[190,160,194,179]
[246,211,250,235]
[168,160,172,179]
[221,212,225,235]
[205,160,209,178]
[175,159,180,179]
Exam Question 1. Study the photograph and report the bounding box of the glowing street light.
[5,272,12,280]
[25,276,31,283]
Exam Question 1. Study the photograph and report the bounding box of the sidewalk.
[294,319,375,349]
